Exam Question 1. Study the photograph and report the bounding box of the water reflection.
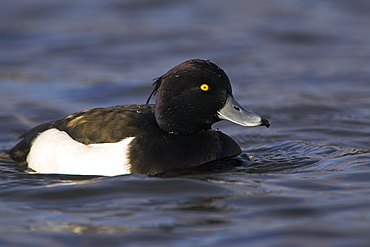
[0,0,370,246]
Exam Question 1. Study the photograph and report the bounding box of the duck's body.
[10,59,270,176]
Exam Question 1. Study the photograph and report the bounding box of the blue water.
[1,1,370,246]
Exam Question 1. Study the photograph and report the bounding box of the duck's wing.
[10,104,156,167]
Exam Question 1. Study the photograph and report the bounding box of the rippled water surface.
[1,1,370,246]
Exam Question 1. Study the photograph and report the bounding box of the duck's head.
[147,59,270,134]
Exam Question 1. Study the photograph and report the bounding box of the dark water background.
[1,0,370,246]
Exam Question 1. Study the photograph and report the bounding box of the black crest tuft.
[146,77,162,105]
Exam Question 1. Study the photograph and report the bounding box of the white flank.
[27,128,134,176]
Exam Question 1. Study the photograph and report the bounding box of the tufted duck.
[10,59,270,176]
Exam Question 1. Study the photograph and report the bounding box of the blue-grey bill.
[217,95,270,128]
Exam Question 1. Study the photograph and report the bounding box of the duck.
[9,59,270,176]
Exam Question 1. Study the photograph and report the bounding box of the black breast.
[128,129,241,175]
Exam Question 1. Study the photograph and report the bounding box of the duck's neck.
[154,107,213,135]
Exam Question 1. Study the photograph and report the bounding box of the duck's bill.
[217,95,270,128]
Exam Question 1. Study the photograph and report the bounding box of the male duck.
[10,59,270,176]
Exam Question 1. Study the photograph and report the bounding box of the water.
[1,0,370,246]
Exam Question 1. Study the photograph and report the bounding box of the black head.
[147,59,231,134]
[147,59,270,134]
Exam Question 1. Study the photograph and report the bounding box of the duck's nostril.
[233,105,240,111]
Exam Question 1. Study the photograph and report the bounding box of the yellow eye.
[200,84,209,91]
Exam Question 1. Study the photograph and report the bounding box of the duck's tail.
[0,152,11,159]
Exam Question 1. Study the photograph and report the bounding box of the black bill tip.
[261,118,270,128]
